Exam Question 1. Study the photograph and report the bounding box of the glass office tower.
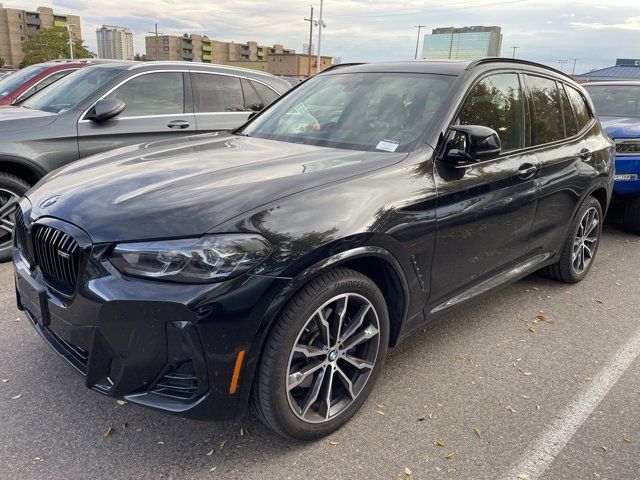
[422,26,502,60]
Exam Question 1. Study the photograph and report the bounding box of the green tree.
[0,57,5,68]
[20,27,94,67]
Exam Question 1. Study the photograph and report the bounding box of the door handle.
[518,163,538,180]
[579,148,592,161]
[167,120,190,129]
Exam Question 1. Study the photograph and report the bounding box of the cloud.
[571,16,640,30]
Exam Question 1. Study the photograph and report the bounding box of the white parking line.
[502,326,640,480]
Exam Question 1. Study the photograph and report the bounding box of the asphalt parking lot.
[1,222,639,480]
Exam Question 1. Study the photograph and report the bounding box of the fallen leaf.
[376,410,386,416]
[517,475,529,479]
[518,368,533,377]
[536,404,541,411]
[376,403,385,409]
[103,427,115,438]
[328,440,340,446]
[135,428,142,432]
[219,439,227,448]
[404,467,412,476]
[434,440,447,447]
[1,379,8,383]
[428,412,433,419]
[456,355,466,361]
[239,428,245,436]
[122,423,129,429]
[532,287,539,291]
[116,399,128,406]
[528,326,536,333]
[157,441,165,446]
[417,415,426,422]
[11,393,21,400]
[519,394,530,399]
[474,428,483,439]
[210,467,217,472]
[206,449,214,456]
[601,445,608,452]
[623,437,631,443]
[33,457,42,462]
[596,298,604,304]
[445,453,455,459]
[585,376,593,382]
[505,406,517,413]
[447,468,456,473]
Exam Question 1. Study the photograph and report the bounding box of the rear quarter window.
[565,85,592,131]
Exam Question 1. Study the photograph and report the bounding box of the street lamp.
[66,23,76,59]
[316,0,326,74]
[413,25,426,60]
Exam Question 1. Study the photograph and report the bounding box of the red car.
[0,59,97,106]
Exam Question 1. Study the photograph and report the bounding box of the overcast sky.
[4,0,639,73]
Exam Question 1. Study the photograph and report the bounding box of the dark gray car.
[0,61,290,260]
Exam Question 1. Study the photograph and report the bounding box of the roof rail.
[467,57,573,80]
[129,61,277,77]
[318,63,366,74]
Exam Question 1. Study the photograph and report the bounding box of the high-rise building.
[0,4,82,68]
[422,26,502,61]
[96,25,133,60]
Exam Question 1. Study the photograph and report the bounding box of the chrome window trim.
[78,69,189,122]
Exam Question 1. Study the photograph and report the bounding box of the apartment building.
[145,34,295,65]
[96,25,133,60]
[0,4,82,68]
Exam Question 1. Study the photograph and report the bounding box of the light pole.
[66,23,76,59]
[571,58,579,75]
[510,46,519,58]
[148,24,163,61]
[414,25,426,60]
[304,6,314,77]
[316,0,326,74]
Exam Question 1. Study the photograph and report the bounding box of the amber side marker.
[229,350,246,394]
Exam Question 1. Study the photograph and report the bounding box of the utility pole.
[510,46,519,58]
[413,25,426,60]
[66,24,76,59]
[316,0,326,74]
[304,6,314,77]
[571,58,579,75]
[148,24,163,61]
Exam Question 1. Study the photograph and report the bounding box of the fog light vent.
[151,360,199,400]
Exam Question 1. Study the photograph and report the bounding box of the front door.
[77,71,196,158]
[429,72,540,307]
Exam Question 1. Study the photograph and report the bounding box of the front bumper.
[14,243,286,420]
[613,154,640,197]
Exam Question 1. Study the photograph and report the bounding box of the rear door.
[77,70,196,158]
[430,72,540,306]
[526,75,599,255]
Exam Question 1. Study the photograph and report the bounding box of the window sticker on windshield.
[376,139,399,152]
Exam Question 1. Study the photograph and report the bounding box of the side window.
[458,73,524,151]
[250,80,279,106]
[194,73,245,113]
[241,78,263,111]
[565,85,592,131]
[526,75,564,145]
[106,72,184,117]
[559,84,578,137]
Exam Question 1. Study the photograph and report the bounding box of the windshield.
[584,84,640,118]
[241,72,454,152]
[23,66,124,113]
[0,65,49,99]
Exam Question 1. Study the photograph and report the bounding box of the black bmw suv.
[14,58,614,440]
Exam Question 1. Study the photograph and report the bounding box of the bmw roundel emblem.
[40,195,60,208]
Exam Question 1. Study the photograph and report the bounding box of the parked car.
[0,59,99,107]
[583,81,640,233]
[13,58,613,440]
[0,61,290,260]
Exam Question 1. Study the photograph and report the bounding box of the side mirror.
[87,98,125,122]
[444,125,501,165]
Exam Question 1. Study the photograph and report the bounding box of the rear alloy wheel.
[252,268,389,440]
[0,173,31,262]
[541,196,603,283]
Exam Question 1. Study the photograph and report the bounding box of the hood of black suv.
[27,133,407,243]
[0,105,58,132]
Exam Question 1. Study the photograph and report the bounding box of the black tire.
[622,197,640,235]
[251,267,389,440]
[541,196,603,283]
[0,172,31,263]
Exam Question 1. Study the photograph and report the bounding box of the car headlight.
[109,234,271,283]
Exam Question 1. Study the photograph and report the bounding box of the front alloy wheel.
[252,267,389,440]
[0,173,31,262]
[286,293,380,423]
[571,206,599,275]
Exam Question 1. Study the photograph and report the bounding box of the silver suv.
[0,61,291,260]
